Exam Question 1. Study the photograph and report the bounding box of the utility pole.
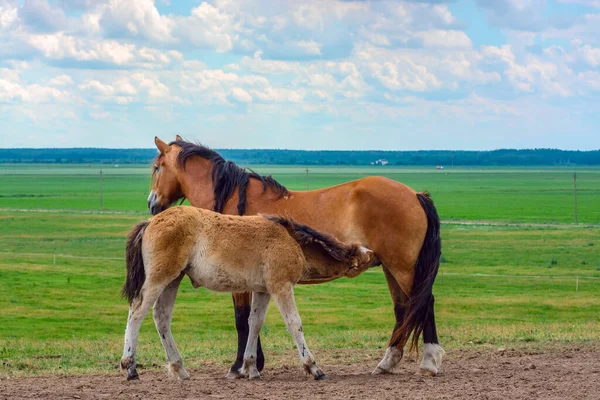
[100,168,103,211]
[573,172,578,224]
[306,168,309,190]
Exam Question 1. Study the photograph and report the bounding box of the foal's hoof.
[127,372,140,381]
[248,371,261,380]
[315,373,328,381]
[225,370,245,380]
[178,371,191,380]
[419,366,438,377]
[246,365,261,380]
[371,366,391,375]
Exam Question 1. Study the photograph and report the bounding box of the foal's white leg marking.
[372,346,403,375]
[121,286,164,380]
[271,285,327,380]
[419,343,445,376]
[152,275,189,380]
[241,292,271,380]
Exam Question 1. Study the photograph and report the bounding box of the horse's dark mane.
[263,215,361,263]
[170,140,288,215]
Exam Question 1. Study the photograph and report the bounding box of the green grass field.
[1,164,599,376]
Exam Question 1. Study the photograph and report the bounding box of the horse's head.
[148,135,185,215]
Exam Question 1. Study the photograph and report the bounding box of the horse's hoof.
[315,373,328,381]
[225,370,245,380]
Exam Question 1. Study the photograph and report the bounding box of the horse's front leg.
[226,292,265,379]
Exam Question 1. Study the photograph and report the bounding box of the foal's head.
[148,136,186,215]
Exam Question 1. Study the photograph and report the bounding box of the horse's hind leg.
[420,295,445,376]
[271,284,327,380]
[152,273,189,380]
[241,292,271,380]
[372,266,407,375]
[121,284,165,381]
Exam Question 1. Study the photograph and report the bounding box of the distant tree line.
[0,148,599,166]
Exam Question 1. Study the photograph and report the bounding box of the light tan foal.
[120,206,377,381]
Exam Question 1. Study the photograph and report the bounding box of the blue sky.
[0,0,599,150]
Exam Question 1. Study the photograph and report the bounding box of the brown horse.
[120,206,378,381]
[148,136,444,377]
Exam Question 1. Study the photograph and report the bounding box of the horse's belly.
[187,262,265,293]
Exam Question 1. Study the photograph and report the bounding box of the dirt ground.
[1,346,599,400]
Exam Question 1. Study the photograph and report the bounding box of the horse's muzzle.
[147,191,166,215]
[150,204,164,215]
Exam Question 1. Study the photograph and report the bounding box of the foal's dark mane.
[169,140,289,215]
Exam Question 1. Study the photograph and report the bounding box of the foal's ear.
[155,136,169,154]
[175,134,183,141]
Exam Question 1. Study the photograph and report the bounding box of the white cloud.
[25,32,182,68]
[27,33,135,65]
[240,51,301,74]
[0,0,598,149]
[295,40,322,55]
[249,87,304,103]
[89,110,111,119]
[96,0,174,42]
[416,29,473,49]
[0,79,71,103]
[542,13,600,44]
[475,0,547,31]
[578,44,600,66]
[172,2,236,52]
[50,74,74,86]
[483,44,572,96]
[18,0,67,33]
[555,0,600,7]
[1,65,72,105]
[577,70,600,90]
[78,80,115,96]
[0,0,18,31]
[230,87,252,103]
[369,60,441,92]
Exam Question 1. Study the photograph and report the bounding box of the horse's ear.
[155,136,169,154]
[175,134,183,141]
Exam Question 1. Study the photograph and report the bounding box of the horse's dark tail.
[121,220,150,304]
[390,192,441,352]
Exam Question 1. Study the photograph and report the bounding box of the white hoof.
[247,366,261,380]
[371,366,391,375]
[168,361,190,380]
[419,343,445,376]
[373,346,403,375]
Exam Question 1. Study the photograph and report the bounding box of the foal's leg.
[271,284,327,380]
[420,295,445,376]
[121,285,164,380]
[241,292,271,380]
[373,266,407,375]
[152,274,190,380]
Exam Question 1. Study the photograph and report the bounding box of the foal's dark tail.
[121,220,150,304]
[390,192,441,352]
